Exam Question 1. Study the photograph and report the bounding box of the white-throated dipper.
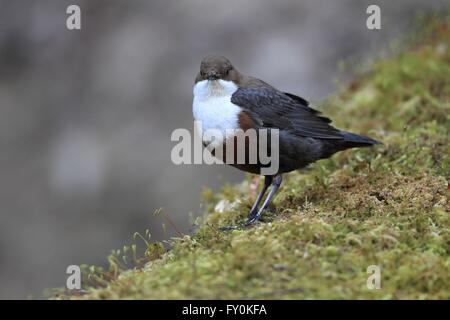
[193,55,380,227]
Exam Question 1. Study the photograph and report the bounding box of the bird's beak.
[207,71,219,80]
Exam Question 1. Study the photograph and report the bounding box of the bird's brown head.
[195,55,241,83]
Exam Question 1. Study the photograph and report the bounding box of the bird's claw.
[244,214,261,227]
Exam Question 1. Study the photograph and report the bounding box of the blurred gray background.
[0,0,447,299]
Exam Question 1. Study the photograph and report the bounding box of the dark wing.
[231,88,343,140]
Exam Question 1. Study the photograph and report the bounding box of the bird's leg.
[219,176,272,231]
[246,175,273,222]
[245,174,282,226]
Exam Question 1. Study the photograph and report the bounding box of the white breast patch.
[192,80,241,145]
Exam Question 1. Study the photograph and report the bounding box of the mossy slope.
[61,14,450,300]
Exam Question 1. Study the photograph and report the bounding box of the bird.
[192,55,380,228]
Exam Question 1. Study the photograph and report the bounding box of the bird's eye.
[225,69,230,76]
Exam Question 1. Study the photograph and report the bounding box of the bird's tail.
[340,131,381,148]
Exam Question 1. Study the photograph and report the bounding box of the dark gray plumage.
[231,87,380,173]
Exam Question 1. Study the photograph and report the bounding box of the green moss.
[56,13,450,300]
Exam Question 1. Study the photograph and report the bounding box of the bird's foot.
[244,213,261,227]
[218,211,260,231]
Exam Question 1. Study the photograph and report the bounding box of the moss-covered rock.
[57,13,450,300]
